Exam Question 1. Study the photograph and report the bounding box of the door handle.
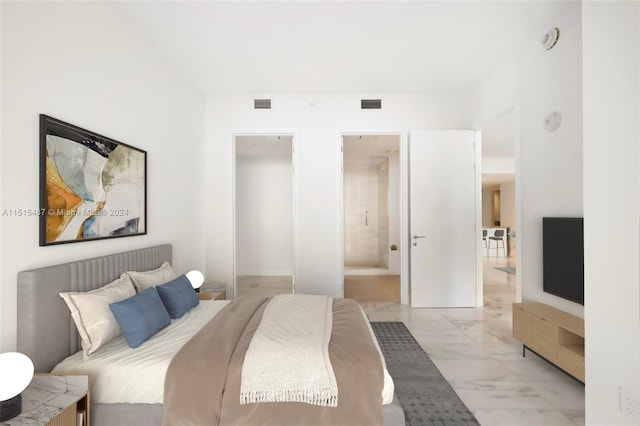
[412,235,426,239]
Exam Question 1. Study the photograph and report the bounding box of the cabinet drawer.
[558,347,585,382]
[533,316,558,341]
[532,337,558,362]
[513,306,533,346]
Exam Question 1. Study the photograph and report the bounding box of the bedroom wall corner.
[0,1,206,352]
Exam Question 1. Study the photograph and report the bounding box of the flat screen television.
[542,217,584,305]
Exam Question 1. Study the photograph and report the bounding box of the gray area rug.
[371,321,479,426]
[494,266,516,275]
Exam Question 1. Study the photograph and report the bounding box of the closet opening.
[233,134,295,298]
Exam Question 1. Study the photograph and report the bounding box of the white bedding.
[52,300,394,405]
[53,300,229,403]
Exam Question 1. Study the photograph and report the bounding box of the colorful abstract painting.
[39,115,146,245]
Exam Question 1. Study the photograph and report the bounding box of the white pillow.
[125,261,177,293]
[60,274,136,359]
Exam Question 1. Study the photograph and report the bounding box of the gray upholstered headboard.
[17,244,172,373]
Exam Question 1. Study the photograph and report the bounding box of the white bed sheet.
[52,300,394,405]
[53,300,230,403]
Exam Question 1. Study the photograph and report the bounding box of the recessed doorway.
[481,109,517,304]
[233,134,297,298]
[342,135,401,304]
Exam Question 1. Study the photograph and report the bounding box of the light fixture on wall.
[541,27,560,50]
[0,352,34,421]
[544,111,562,132]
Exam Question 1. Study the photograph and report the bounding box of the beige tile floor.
[235,275,293,298]
[361,257,585,426]
[344,274,401,303]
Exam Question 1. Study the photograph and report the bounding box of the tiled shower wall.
[344,159,389,267]
[378,161,389,268]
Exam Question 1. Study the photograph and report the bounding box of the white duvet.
[52,300,394,405]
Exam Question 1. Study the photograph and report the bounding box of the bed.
[17,244,405,425]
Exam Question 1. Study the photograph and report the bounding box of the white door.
[409,130,477,308]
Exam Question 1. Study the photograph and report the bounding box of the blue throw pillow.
[109,287,171,348]
[156,274,199,319]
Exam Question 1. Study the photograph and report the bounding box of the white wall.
[235,155,293,276]
[470,3,640,423]
[0,2,4,352]
[205,94,470,298]
[583,2,640,424]
[0,2,205,351]
[469,60,518,129]
[517,3,584,318]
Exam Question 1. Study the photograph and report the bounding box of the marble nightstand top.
[2,375,88,425]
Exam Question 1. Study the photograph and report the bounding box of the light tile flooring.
[234,262,585,425]
[361,256,585,426]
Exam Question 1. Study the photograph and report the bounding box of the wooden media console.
[512,302,585,382]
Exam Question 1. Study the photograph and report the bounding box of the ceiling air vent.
[361,99,382,110]
[254,99,271,109]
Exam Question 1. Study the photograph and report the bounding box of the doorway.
[342,135,401,304]
[480,109,517,302]
[233,135,296,298]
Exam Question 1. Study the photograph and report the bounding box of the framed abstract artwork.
[39,115,147,246]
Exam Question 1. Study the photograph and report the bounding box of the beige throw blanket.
[162,297,384,426]
[240,294,338,407]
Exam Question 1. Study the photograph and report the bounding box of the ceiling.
[116,1,553,187]
[116,1,573,94]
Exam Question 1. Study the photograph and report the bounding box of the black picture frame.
[39,115,147,246]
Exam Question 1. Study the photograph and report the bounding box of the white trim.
[474,130,484,307]
[399,132,409,305]
[337,135,344,297]
[513,101,523,303]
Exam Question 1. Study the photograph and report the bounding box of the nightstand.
[197,283,226,301]
[8,374,89,426]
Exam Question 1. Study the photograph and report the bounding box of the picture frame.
[39,115,147,246]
